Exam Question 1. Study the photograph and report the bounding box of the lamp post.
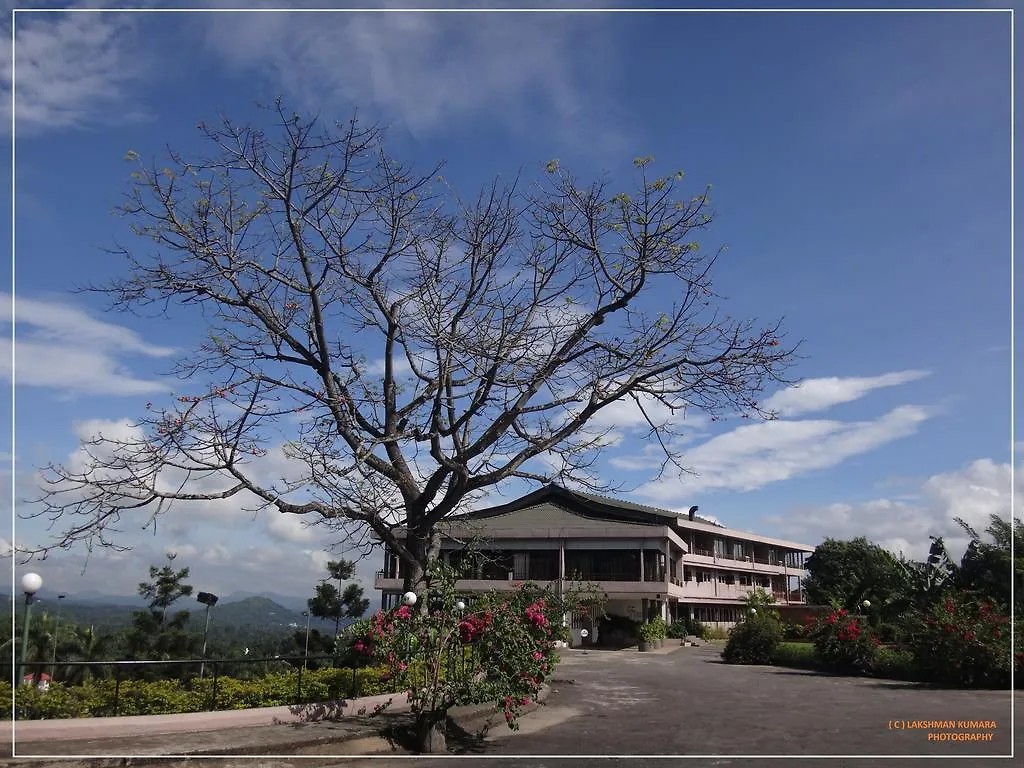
[18,573,42,686]
[301,611,311,670]
[197,591,219,680]
[50,593,66,681]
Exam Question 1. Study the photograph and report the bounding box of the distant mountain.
[3,592,355,635]
[58,590,147,607]
[222,590,312,614]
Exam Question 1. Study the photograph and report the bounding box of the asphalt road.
[334,644,1019,767]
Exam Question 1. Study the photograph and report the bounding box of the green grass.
[770,642,822,670]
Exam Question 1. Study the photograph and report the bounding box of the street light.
[18,573,42,686]
[197,591,219,680]
[50,593,66,681]
[402,591,417,606]
[301,611,311,670]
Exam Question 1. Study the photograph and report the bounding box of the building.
[374,484,814,643]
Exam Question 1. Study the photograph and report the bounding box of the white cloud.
[0,293,176,397]
[762,370,930,417]
[1,6,147,136]
[635,404,932,503]
[266,512,318,544]
[767,459,1022,561]
[197,6,620,143]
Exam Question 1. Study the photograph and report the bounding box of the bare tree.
[29,100,798,596]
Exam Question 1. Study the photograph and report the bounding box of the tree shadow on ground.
[761,668,1010,691]
[446,715,491,754]
[376,713,491,755]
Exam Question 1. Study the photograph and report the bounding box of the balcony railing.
[686,550,801,567]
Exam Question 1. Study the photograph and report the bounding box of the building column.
[559,541,568,629]
[639,548,645,582]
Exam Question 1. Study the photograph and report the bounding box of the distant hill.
[2,593,359,635]
[222,590,314,614]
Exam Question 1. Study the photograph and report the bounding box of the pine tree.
[307,559,369,637]
[128,553,197,662]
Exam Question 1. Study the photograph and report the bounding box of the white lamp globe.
[402,591,418,606]
[21,573,42,595]
[749,608,757,615]
[862,600,871,609]
[455,600,466,611]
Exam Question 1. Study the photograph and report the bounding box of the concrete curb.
[7,690,412,743]
[8,686,553,764]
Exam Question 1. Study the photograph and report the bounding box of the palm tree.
[63,626,116,686]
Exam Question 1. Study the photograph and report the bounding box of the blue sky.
[1,3,1018,601]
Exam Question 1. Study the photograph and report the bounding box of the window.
[721,573,735,585]
[714,538,726,557]
[738,574,751,587]
[732,542,745,560]
[696,570,712,583]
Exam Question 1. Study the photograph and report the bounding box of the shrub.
[0,682,11,718]
[906,592,1012,688]
[721,614,782,665]
[15,683,90,720]
[780,621,807,641]
[873,647,921,682]
[807,609,879,674]
[647,616,667,640]
[10,665,407,720]
[109,679,201,716]
[638,621,659,643]
[666,620,688,639]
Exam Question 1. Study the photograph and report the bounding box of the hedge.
[1,665,406,720]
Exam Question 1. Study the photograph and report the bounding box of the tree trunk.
[402,527,440,615]
[414,710,448,753]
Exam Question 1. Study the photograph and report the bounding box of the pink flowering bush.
[806,608,880,674]
[343,563,603,753]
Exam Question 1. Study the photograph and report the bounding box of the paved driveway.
[351,644,1018,767]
